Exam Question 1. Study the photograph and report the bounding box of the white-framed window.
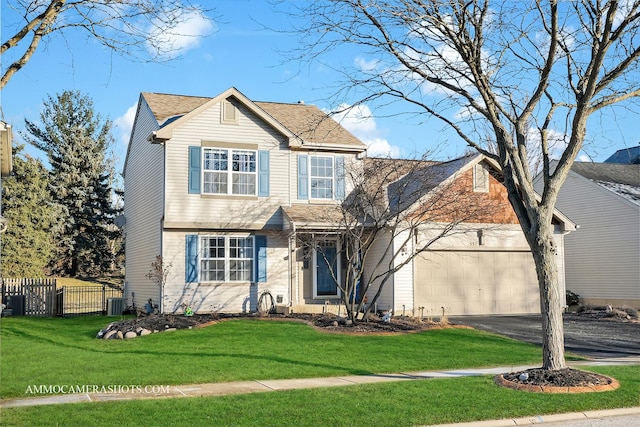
[200,236,254,282]
[203,148,256,195]
[310,156,334,199]
[473,163,489,193]
[200,236,225,281]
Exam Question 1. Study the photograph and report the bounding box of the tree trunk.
[529,224,566,370]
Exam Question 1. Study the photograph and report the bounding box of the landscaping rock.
[140,328,152,336]
[103,330,117,340]
[124,331,137,339]
[116,331,123,340]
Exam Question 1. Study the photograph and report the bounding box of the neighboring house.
[535,160,640,309]
[604,145,640,164]
[124,87,574,316]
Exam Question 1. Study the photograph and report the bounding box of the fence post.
[102,285,106,315]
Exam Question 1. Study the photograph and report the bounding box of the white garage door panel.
[415,251,540,315]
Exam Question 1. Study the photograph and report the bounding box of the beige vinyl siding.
[392,230,414,314]
[163,101,290,229]
[549,172,640,303]
[363,232,394,312]
[124,99,164,307]
[162,231,290,313]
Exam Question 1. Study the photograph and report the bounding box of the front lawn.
[0,316,549,399]
[2,316,637,426]
[1,366,637,427]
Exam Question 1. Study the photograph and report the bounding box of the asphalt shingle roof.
[255,102,365,147]
[140,92,366,148]
[141,92,211,125]
[571,162,640,205]
[604,145,640,164]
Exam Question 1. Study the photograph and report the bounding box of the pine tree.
[24,91,122,277]
[1,146,58,277]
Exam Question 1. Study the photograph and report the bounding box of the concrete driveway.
[450,314,640,359]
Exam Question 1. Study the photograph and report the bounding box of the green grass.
[1,317,635,427]
[0,316,552,399]
[1,366,637,427]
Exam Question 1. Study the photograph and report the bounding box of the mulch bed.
[106,312,445,335]
[496,368,619,393]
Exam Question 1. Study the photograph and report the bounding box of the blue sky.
[2,1,638,175]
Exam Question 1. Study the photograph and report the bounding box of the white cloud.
[114,102,137,148]
[331,104,402,158]
[147,10,215,59]
[365,138,402,158]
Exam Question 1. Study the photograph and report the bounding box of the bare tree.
[300,154,503,323]
[1,1,216,89]
[146,255,171,313]
[288,0,640,370]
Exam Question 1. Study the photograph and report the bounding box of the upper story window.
[297,154,345,201]
[310,156,334,199]
[203,148,256,195]
[473,163,489,193]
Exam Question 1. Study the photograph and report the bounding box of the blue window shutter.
[255,236,267,282]
[258,150,270,197]
[188,146,201,194]
[298,154,308,200]
[185,235,199,283]
[335,156,346,201]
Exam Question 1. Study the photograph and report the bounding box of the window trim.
[202,147,257,196]
[309,155,335,200]
[473,163,489,193]
[199,235,255,283]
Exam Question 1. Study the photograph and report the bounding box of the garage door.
[415,251,540,315]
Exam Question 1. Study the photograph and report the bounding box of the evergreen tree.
[1,146,58,277]
[24,90,121,277]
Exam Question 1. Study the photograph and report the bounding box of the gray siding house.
[536,161,640,308]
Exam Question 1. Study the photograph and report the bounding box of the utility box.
[275,305,290,315]
[107,298,125,316]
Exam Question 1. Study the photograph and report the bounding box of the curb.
[426,406,640,427]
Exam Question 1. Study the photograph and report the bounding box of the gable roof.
[142,92,212,126]
[141,88,366,151]
[571,162,640,206]
[255,101,365,149]
[604,145,640,164]
[386,154,478,214]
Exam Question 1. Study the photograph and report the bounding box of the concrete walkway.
[2,356,638,411]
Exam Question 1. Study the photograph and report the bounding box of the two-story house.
[124,87,574,316]
[124,87,367,314]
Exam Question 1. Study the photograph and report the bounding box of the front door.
[315,240,340,297]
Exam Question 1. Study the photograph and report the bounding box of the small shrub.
[566,290,580,306]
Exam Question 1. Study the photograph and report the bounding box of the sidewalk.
[2,356,638,416]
